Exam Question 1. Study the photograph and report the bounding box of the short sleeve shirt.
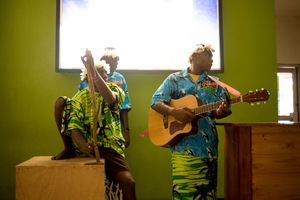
[67,82,126,157]
[151,68,230,158]
[108,72,131,111]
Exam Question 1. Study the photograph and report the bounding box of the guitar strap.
[208,75,241,97]
[140,129,149,138]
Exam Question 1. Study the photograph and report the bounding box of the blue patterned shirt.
[108,72,131,111]
[151,68,230,158]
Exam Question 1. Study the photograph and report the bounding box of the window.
[277,66,299,122]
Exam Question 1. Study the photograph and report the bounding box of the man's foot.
[51,149,76,160]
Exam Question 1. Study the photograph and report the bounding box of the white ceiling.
[275,0,300,16]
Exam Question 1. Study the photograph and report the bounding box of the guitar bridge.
[163,115,168,129]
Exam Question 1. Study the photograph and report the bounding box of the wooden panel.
[221,123,300,200]
[224,125,252,200]
[251,124,300,200]
[224,125,236,199]
[16,156,105,200]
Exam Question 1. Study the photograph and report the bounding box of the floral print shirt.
[151,68,230,158]
[78,71,131,111]
[67,83,126,157]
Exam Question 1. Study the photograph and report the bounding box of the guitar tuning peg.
[264,101,267,104]
[256,89,258,92]
[251,102,254,106]
[249,90,253,93]
[256,102,260,105]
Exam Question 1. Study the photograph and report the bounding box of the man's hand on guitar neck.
[215,101,231,119]
[151,101,195,124]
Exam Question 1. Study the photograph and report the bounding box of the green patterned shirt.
[66,82,125,157]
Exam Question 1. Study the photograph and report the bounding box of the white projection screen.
[56,0,223,73]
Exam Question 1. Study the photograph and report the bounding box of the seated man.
[79,47,132,148]
[52,53,136,200]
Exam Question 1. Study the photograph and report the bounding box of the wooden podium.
[220,123,300,200]
[16,156,105,200]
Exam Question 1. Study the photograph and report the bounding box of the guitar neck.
[193,96,241,115]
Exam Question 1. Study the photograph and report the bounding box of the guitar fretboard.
[193,96,241,115]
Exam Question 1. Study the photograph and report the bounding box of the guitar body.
[148,95,198,148]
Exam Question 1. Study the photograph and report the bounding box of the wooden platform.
[16,156,105,200]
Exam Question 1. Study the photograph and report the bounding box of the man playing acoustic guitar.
[151,44,231,200]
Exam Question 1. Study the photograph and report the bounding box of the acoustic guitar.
[148,89,270,148]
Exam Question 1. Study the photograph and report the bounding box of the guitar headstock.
[242,88,270,104]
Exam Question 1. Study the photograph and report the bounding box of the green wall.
[0,0,277,199]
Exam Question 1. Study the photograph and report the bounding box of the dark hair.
[100,55,120,61]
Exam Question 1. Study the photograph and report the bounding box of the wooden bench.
[16,156,105,200]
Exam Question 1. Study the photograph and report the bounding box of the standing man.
[151,44,231,200]
[101,47,131,148]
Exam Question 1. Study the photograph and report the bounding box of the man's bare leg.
[113,171,136,200]
[52,97,75,160]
